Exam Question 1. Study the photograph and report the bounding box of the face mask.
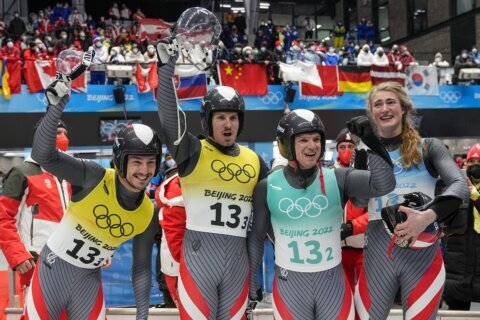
[235,47,241,53]
[462,53,468,59]
[61,34,67,40]
[276,46,282,51]
[467,163,480,183]
[245,50,252,55]
[56,135,69,152]
[14,13,19,18]
[48,47,54,52]
[435,57,441,62]
[148,48,154,54]
[292,45,300,52]
[473,49,478,54]
[80,35,85,40]
[21,36,26,41]
[7,42,13,48]
[338,149,353,166]
[165,158,175,168]
[95,42,102,48]
[133,48,139,53]
[260,47,266,52]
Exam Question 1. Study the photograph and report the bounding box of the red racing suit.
[154,173,186,305]
[0,159,70,287]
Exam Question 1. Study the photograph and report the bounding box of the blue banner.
[1,84,478,113]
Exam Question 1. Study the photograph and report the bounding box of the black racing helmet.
[276,109,325,161]
[113,124,162,178]
[200,86,245,137]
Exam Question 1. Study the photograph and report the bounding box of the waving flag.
[136,63,158,93]
[300,65,341,96]
[218,64,268,95]
[370,64,405,86]
[279,61,322,87]
[338,66,372,92]
[0,58,11,100]
[174,64,207,100]
[23,60,56,93]
[137,18,172,41]
[405,66,439,96]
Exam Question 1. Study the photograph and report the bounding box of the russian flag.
[174,65,207,100]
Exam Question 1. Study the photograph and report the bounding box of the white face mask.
[148,48,154,54]
[473,49,478,54]
[133,48,139,53]
[276,46,283,51]
[95,42,102,48]
[61,34,67,40]
[7,42,13,48]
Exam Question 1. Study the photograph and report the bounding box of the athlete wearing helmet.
[354,82,469,320]
[152,42,268,319]
[247,109,396,319]
[24,80,162,319]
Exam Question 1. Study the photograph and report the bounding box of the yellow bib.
[181,140,260,237]
[47,169,153,268]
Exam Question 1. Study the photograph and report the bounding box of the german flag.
[339,66,372,93]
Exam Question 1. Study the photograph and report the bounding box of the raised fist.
[45,80,71,106]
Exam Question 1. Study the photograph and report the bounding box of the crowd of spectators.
[0,5,478,87]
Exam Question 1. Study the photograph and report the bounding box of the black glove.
[346,116,392,168]
[381,192,432,247]
[353,149,368,170]
[340,221,354,241]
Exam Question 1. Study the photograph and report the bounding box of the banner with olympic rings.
[0,84,478,113]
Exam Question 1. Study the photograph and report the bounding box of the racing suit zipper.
[31,203,38,246]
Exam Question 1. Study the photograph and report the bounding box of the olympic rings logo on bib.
[210,159,257,183]
[278,195,329,219]
[93,204,134,238]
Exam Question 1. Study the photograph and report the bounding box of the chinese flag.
[300,65,342,96]
[218,63,268,95]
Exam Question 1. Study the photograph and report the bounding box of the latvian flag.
[370,64,405,86]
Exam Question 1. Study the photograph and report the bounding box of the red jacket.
[0,160,70,270]
[155,173,186,277]
[342,200,368,249]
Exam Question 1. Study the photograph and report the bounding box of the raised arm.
[31,81,104,188]
[156,44,201,175]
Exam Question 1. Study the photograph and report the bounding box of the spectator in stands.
[454,49,478,83]
[304,42,321,64]
[85,14,96,30]
[15,33,27,51]
[89,35,108,84]
[333,21,346,48]
[109,2,121,21]
[325,46,339,65]
[132,8,146,22]
[230,42,244,63]
[346,44,360,65]
[216,40,230,64]
[8,11,26,40]
[254,29,268,49]
[398,45,418,69]
[367,40,376,54]
[68,7,83,27]
[234,12,247,35]
[304,16,315,40]
[1,38,20,62]
[114,27,130,47]
[242,45,256,64]
[120,3,132,21]
[338,47,349,66]
[357,44,374,66]
[430,52,449,67]
[143,44,157,63]
[61,2,71,21]
[387,44,402,70]
[78,30,91,52]
[286,40,303,63]
[372,47,389,66]
[357,18,368,44]
[107,46,125,64]
[470,46,480,64]
[443,143,480,311]
[125,42,144,63]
